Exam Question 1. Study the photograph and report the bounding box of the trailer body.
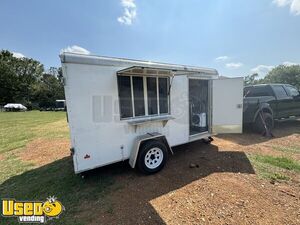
[60,53,243,174]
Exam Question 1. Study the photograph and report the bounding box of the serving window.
[117,75,170,119]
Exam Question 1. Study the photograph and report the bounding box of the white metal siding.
[64,63,216,173]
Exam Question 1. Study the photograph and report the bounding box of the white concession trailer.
[60,53,243,174]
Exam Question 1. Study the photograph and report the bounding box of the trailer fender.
[129,132,173,168]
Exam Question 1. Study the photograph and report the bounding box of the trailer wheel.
[255,112,274,134]
[137,140,168,175]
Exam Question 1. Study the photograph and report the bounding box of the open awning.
[117,66,208,77]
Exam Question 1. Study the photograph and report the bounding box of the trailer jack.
[258,110,274,138]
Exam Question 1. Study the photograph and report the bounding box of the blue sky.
[0,0,300,77]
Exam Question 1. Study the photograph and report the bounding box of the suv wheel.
[255,112,274,134]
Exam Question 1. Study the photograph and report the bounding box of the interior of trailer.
[189,79,209,136]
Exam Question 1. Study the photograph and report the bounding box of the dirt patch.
[17,138,70,166]
[214,133,300,161]
[75,122,300,225]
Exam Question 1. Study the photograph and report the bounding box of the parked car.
[243,84,300,132]
[4,103,27,112]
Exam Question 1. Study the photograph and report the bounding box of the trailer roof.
[60,53,219,77]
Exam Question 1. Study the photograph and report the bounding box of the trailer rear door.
[212,77,243,134]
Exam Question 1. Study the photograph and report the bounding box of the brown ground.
[17,138,70,166]
[77,120,300,225]
[12,120,300,225]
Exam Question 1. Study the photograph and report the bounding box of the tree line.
[0,50,64,109]
[1,49,300,110]
[244,65,300,88]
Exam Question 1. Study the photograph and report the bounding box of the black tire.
[137,140,168,175]
[254,112,274,134]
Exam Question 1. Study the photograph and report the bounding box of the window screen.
[159,78,169,114]
[118,75,170,119]
[147,77,158,115]
[117,76,133,118]
[132,76,145,116]
[273,85,288,99]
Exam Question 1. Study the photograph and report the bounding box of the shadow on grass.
[0,141,255,225]
[217,120,300,146]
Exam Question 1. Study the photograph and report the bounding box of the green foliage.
[32,73,65,108]
[263,65,300,89]
[244,64,300,89]
[0,50,44,107]
[244,73,260,86]
[0,50,64,108]
[0,60,17,104]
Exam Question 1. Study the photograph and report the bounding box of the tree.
[0,50,65,109]
[0,50,44,106]
[262,65,300,89]
[0,61,18,104]
[31,73,65,108]
[244,73,260,86]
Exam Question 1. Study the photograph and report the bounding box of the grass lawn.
[248,147,300,181]
[0,111,116,225]
[0,111,68,154]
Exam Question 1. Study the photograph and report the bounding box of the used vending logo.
[1,196,64,223]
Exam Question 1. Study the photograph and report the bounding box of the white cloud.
[215,56,229,61]
[251,65,274,78]
[273,0,292,7]
[282,61,299,66]
[117,0,137,25]
[60,45,90,55]
[226,62,243,69]
[12,52,25,58]
[273,0,300,15]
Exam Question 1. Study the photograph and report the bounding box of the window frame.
[117,74,170,120]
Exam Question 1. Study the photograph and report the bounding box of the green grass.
[0,111,69,185]
[0,151,34,183]
[254,155,300,172]
[0,157,116,225]
[249,154,300,181]
[0,111,68,154]
[269,173,290,181]
[0,111,117,225]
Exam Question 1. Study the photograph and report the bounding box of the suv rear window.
[244,86,273,97]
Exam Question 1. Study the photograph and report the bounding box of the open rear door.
[212,77,243,134]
